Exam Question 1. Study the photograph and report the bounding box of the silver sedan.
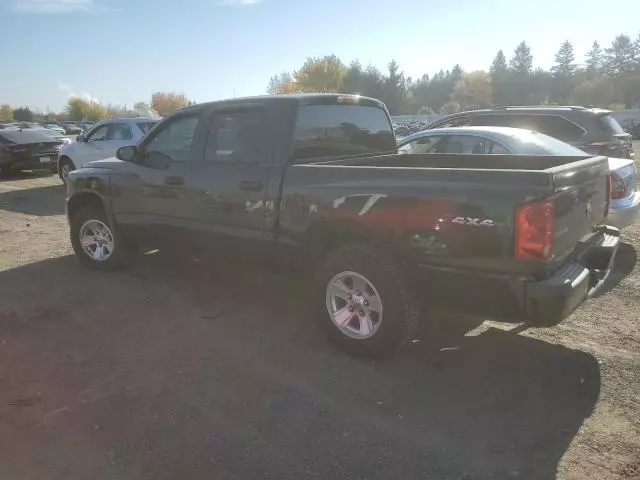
[398,126,639,230]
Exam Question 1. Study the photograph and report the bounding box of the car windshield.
[599,115,625,134]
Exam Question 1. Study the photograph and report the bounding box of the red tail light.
[610,172,627,200]
[515,199,554,261]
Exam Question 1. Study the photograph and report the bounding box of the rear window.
[293,105,395,161]
[473,114,585,141]
[598,115,624,135]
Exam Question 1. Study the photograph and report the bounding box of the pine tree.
[509,41,533,74]
[490,50,508,74]
[585,41,603,73]
[604,34,635,75]
[383,60,406,114]
[551,40,576,77]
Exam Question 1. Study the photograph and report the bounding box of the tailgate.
[551,155,610,261]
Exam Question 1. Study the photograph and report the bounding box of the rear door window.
[293,104,395,161]
[473,114,585,142]
[107,123,133,140]
[446,135,495,154]
[204,109,266,163]
[400,135,448,154]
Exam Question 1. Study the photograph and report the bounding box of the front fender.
[66,168,114,225]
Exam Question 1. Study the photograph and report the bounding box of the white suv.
[57,117,159,182]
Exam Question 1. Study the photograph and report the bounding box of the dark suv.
[428,106,634,159]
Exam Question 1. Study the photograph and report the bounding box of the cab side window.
[204,109,265,163]
[86,125,109,142]
[144,114,200,163]
[107,123,133,141]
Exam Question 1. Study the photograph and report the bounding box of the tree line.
[266,33,640,115]
[0,92,193,123]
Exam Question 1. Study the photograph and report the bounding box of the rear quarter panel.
[277,164,552,275]
[550,156,610,262]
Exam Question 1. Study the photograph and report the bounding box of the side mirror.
[76,134,84,142]
[116,145,138,162]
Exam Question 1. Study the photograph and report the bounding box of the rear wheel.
[315,244,420,358]
[58,157,75,183]
[70,204,131,270]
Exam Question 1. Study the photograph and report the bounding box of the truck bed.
[281,153,611,277]
[314,152,596,171]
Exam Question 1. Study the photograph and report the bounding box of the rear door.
[187,104,274,252]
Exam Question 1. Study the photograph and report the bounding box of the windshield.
[599,115,625,134]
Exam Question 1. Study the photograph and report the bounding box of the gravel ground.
[0,161,639,479]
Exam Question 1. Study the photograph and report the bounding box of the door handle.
[164,175,184,186]
[238,180,263,192]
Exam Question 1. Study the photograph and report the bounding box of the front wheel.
[70,205,131,270]
[315,244,420,358]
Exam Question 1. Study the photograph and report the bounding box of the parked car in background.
[61,123,83,135]
[0,128,63,175]
[398,126,639,230]
[42,123,66,135]
[428,106,634,160]
[65,94,619,357]
[620,119,640,140]
[57,117,160,182]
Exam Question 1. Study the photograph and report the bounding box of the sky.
[1,0,639,112]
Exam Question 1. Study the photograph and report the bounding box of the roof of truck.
[179,93,385,113]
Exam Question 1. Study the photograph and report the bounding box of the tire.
[315,244,419,358]
[70,204,131,271]
[58,157,75,184]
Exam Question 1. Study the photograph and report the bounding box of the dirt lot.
[0,165,639,479]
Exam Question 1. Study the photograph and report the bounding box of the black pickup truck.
[65,94,619,357]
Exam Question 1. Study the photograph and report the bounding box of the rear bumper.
[0,153,58,171]
[524,227,619,325]
[414,227,620,326]
[608,191,640,230]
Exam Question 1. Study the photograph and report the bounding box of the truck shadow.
[0,183,65,216]
[0,253,601,480]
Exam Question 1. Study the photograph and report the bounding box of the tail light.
[584,141,608,154]
[515,199,554,261]
[610,172,627,199]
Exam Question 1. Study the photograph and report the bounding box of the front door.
[77,123,110,167]
[98,122,136,159]
[112,110,204,250]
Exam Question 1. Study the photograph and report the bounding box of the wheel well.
[67,193,105,221]
[59,155,74,167]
